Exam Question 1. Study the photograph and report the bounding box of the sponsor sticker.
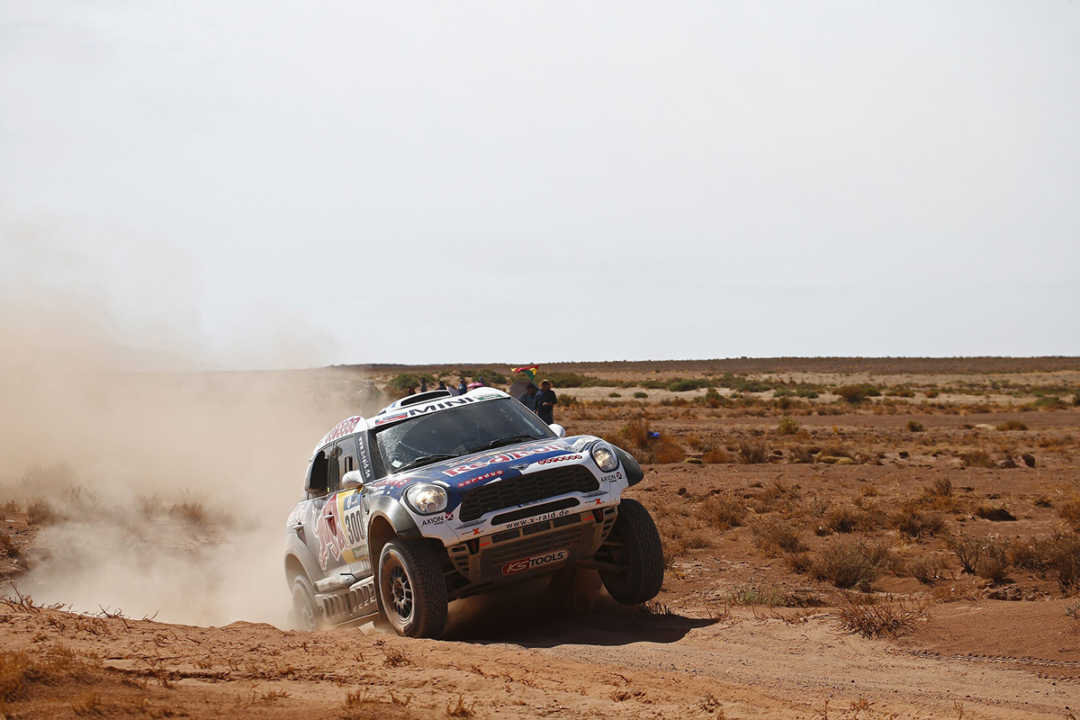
[537,454,582,465]
[502,549,569,576]
[600,471,623,483]
[504,509,571,529]
[443,444,566,477]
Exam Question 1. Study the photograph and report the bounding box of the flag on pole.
[511,365,538,381]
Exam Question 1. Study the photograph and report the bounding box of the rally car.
[284,387,664,637]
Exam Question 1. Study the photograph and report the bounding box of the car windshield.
[374,398,554,476]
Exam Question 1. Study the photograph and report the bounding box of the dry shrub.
[696,496,746,529]
[1011,533,1080,592]
[960,451,995,469]
[751,517,806,555]
[823,505,871,534]
[702,447,732,464]
[907,420,925,432]
[617,418,650,449]
[651,439,686,464]
[837,595,926,638]
[930,477,952,497]
[776,416,800,435]
[997,420,1027,431]
[891,508,945,538]
[751,480,801,514]
[447,695,477,718]
[0,646,98,703]
[27,499,60,526]
[169,501,207,526]
[0,531,17,559]
[812,538,890,590]
[738,441,768,464]
[788,446,816,463]
[907,554,947,584]
[1057,497,1080,530]
[947,533,1009,582]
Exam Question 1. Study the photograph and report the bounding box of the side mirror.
[549,423,566,438]
[341,470,365,491]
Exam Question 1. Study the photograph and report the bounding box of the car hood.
[365,436,595,511]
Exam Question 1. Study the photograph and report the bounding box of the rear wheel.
[376,539,448,638]
[289,574,319,631]
[598,498,664,604]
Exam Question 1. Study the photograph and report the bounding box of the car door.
[334,436,372,578]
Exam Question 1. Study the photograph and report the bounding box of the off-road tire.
[599,498,664,604]
[289,574,319,631]
[377,539,448,638]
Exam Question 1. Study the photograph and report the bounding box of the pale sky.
[2,1,1077,368]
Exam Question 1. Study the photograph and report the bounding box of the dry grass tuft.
[836,595,927,638]
[696,496,747,529]
[0,531,17,559]
[702,447,732,464]
[812,538,891,590]
[996,420,1027,431]
[751,517,806,555]
[947,533,1010,582]
[446,694,477,718]
[1057,497,1080,530]
[738,441,769,464]
[776,416,800,435]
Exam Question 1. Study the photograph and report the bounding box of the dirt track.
[2,589,1076,719]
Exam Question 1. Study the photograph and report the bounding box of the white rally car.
[284,388,663,637]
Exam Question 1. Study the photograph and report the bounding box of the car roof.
[312,388,509,456]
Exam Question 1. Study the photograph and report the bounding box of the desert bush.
[633,391,648,399]
[835,385,880,404]
[559,393,578,406]
[386,373,434,394]
[703,387,722,407]
[1057,497,1080,530]
[697,496,747,529]
[930,478,952,497]
[26,499,60,526]
[1011,533,1080,592]
[906,420,924,432]
[788,446,816,463]
[837,595,925,638]
[0,531,16,558]
[947,533,1010,581]
[824,505,865,534]
[617,419,650,449]
[668,378,710,392]
[812,538,889,590]
[751,480,801,514]
[607,392,621,398]
[738,441,768,464]
[701,447,732,463]
[907,555,947,584]
[891,508,945,538]
[997,420,1028,431]
[169,501,208,526]
[886,387,916,398]
[975,537,1010,582]
[751,517,807,555]
[776,416,800,435]
[959,451,995,469]
[652,439,686,464]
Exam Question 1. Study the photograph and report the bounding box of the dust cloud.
[0,235,383,627]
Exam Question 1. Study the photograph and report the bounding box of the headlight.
[405,483,448,515]
[590,443,619,472]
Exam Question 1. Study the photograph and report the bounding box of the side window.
[337,438,358,478]
[327,445,343,493]
[307,450,329,497]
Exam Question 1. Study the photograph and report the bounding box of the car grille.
[458,465,599,522]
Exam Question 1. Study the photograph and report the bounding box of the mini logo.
[501,549,569,576]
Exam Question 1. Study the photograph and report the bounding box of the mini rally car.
[284,387,664,637]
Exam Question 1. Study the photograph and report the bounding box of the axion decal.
[373,396,478,426]
[537,454,582,465]
[600,471,624,482]
[443,444,566,477]
[501,549,569,576]
[456,469,503,488]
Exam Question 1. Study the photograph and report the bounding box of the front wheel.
[289,574,319,631]
[598,498,665,604]
[376,539,448,638]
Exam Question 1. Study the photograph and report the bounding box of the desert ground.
[3,358,1080,719]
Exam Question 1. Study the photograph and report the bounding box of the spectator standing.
[457,378,468,395]
[520,383,539,413]
[437,380,447,391]
[537,380,557,424]
[420,377,428,392]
